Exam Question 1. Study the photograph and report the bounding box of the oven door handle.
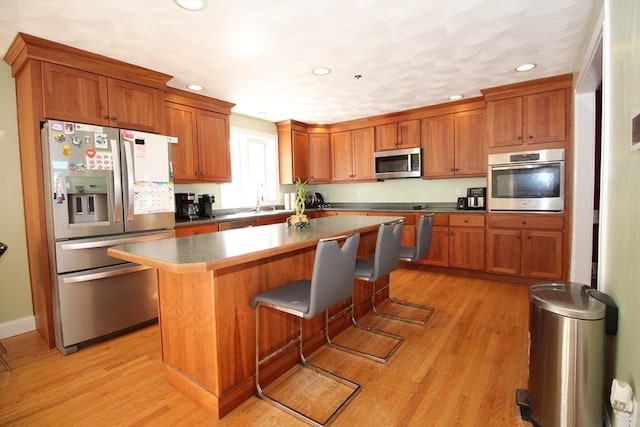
[59,231,174,251]
[62,265,151,284]
[490,161,561,171]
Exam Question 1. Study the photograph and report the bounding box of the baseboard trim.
[0,316,36,339]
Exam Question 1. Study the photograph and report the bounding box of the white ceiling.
[0,0,593,124]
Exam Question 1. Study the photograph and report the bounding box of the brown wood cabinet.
[421,109,487,178]
[42,62,165,133]
[174,222,219,237]
[308,133,331,183]
[366,211,416,247]
[165,88,234,183]
[486,213,564,280]
[419,214,484,270]
[277,121,309,184]
[375,120,420,151]
[331,127,375,182]
[486,89,567,149]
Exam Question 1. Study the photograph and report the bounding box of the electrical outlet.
[455,187,462,196]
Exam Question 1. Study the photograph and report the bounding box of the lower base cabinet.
[486,214,564,280]
[420,214,485,271]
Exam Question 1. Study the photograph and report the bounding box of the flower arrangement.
[287,177,310,229]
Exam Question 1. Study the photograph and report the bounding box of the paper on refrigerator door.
[133,182,175,215]
[122,133,171,182]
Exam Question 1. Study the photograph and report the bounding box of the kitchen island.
[108,215,401,418]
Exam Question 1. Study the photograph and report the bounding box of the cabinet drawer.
[488,214,564,230]
[449,214,485,227]
[175,223,219,237]
[368,211,415,225]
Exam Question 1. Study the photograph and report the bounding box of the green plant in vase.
[288,177,310,229]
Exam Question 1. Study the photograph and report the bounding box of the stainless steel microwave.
[488,148,565,212]
[374,147,422,179]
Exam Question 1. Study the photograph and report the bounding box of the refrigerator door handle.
[59,230,174,251]
[123,139,135,222]
[111,138,122,223]
[62,265,151,284]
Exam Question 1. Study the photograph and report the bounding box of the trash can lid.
[529,282,606,320]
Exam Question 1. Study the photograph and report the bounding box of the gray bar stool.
[337,220,406,363]
[251,233,361,427]
[0,241,10,372]
[383,214,436,325]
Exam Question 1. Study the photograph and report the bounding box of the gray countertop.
[109,215,402,273]
[175,202,483,227]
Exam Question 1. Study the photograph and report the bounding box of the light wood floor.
[0,268,530,426]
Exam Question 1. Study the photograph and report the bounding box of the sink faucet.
[255,183,264,211]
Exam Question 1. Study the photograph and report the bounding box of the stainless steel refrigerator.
[41,120,176,354]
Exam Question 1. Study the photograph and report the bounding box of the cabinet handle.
[450,168,455,171]
[517,136,522,140]
[103,114,109,119]
[529,135,533,139]
[522,221,527,225]
[517,236,521,240]
[110,116,117,121]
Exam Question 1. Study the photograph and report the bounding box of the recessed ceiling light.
[448,94,464,101]
[187,84,205,91]
[312,67,331,76]
[173,0,207,11]
[515,63,537,72]
[317,121,326,125]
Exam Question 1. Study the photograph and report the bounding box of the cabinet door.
[420,226,449,267]
[485,229,522,275]
[522,230,563,279]
[398,120,420,148]
[291,130,309,183]
[352,127,375,181]
[330,131,353,182]
[374,123,398,151]
[455,109,487,175]
[106,78,164,133]
[166,102,199,182]
[422,114,455,177]
[449,227,485,270]
[197,110,231,182]
[42,62,109,125]
[524,90,566,145]
[308,133,331,183]
[487,97,523,148]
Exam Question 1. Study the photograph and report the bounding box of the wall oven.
[488,148,565,212]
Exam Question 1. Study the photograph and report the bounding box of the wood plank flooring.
[0,268,530,426]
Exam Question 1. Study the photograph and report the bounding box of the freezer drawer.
[53,263,158,354]
[55,230,174,273]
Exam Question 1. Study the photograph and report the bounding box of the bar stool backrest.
[307,233,360,318]
[368,220,404,282]
[401,214,434,262]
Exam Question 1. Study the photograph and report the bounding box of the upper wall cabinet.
[165,88,234,183]
[331,127,375,182]
[277,120,309,184]
[421,109,487,178]
[483,75,571,152]
[42,62,165,133]
[375,120,420,151]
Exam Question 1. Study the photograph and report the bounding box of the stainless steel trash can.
[517,282,612,427]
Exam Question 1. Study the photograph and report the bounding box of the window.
[220,128,278,208]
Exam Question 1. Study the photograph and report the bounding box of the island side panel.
[157,270,221,396]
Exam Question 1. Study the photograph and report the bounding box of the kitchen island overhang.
[108,215,402,418]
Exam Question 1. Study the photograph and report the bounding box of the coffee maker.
[175,193,199,220]
[199,194,215,218]
[466,187,486,210]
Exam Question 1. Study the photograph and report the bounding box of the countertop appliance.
[305,192,330,208]
[466,187,486,210]
[175,193,199,220]
[42,120,175,354]
[488,148,565,212]
[199,194,215,218]
[374,147,421,180]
